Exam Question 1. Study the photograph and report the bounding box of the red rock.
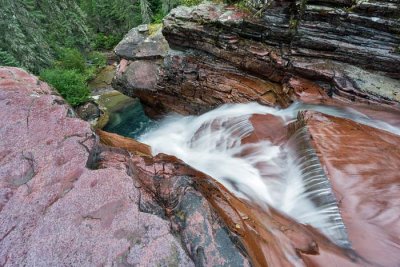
[285,76,330,104]
[298,111,400,266]
[96,129,152,156]
[0,67,193,266]
[242,114,287,145]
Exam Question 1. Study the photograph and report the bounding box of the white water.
[138,102,400,247]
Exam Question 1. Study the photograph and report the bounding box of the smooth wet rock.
[292,111,400,266]
[96,129,151,156]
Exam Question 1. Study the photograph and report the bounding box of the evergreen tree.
[140,0,153,23]
[0,0,91,73]
[0,48,19,67]
[79,0,142,37]
[0,0,53,72]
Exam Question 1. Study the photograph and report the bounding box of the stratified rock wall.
[162,1,400,103]
[112,26,291,117]
[112,1,399,117]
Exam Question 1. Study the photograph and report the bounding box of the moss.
[180,0,203,7]
[148,23,162,36]
[234,1,252,13]
[289,18,299,30]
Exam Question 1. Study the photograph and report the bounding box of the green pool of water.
[103,98,156,139]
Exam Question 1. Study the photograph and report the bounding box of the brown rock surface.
[96,129,151,156]
[2,67,400,266]
[130,153,371,267]
[113,44,291,117]
[293,111,400,266]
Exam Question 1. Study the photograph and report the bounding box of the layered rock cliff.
[113,1,400,117]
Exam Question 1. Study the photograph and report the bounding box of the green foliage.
[39,0,91,50]
[79,0,142,37]
[88,51,107,69]
[0,0,53,73]
[55,48,86,72]
[152,10,165,23]
[179,0,202,7]
[0,49,20,67]
[40,68,90,106]
[93,33,122,50]
[40,48,107,106]
[0,0,91,73]
[234,1,251,12]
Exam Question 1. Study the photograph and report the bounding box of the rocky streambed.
[1,1,400,266]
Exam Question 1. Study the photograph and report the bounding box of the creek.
[105,99,400,248]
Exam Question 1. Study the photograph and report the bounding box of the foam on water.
[138,102,400,247]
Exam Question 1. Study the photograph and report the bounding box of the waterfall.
[138,102,400,247]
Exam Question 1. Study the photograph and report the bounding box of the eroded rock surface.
[2,66,400,266]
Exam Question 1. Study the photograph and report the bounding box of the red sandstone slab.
[302,111,400,266]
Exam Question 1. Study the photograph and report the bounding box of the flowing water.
[109,100,400,248]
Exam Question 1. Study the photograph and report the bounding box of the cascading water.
[134,102,400,248]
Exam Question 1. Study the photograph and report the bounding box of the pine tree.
[0,0,92,73]
[0,0,53,72]
[0,49,19,67]
[79,0,142,36]
[140,0,153,23]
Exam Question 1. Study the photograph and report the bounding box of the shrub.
[87,51,107,68]
[0,49,19,67]
[40,68,90,106]
[93,33,122,50]
[55,48,86,72]
[152,10,165,23]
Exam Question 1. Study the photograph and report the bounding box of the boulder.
[75,101,101,121]
[114,24,169,60]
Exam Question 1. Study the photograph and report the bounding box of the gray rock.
[114,25,169,60]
